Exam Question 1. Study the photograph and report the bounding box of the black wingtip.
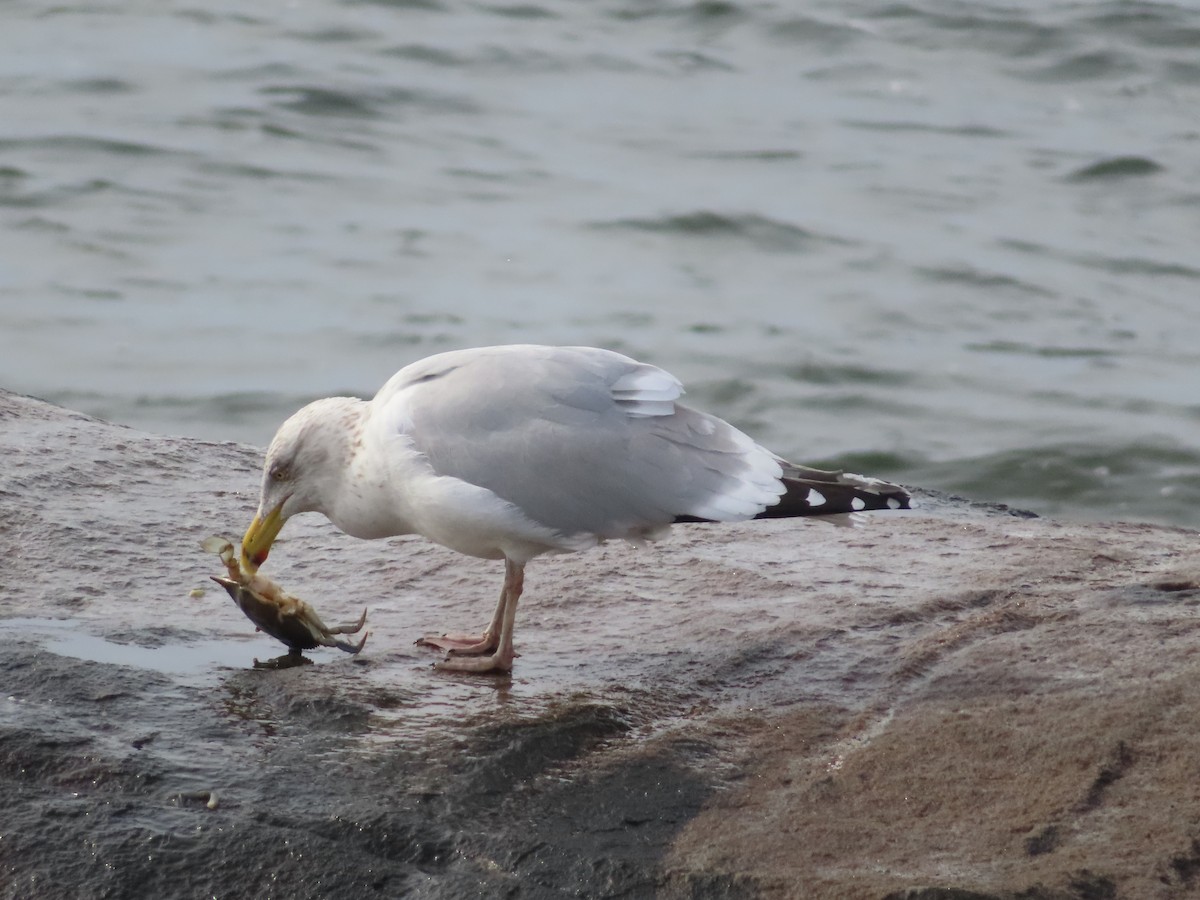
[754,475,911,519]
[673,467,911,524]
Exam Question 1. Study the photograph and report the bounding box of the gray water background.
[3,0,1200,526]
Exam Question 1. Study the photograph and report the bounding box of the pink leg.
[415,573,508,655]
[434,559,524,674]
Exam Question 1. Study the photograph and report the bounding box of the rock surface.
[2,388,1199,900]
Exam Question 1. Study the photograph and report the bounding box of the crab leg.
[321,631,369,654]
[327,608,368,635]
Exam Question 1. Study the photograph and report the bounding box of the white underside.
[404,469,600,563]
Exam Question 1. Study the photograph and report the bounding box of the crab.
[201,536,367,665]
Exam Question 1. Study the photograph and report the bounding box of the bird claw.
[203,537,368,656]
[415,631,498,655]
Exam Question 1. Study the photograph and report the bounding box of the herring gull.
[241,344,910,673]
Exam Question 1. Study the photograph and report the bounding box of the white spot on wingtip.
[887,497,902,509]
[851,497,866,511]
[807,488,826,507]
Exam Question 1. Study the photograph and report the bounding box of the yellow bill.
[241,503,286,572]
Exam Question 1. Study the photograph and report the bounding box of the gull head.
[241,397,364,571]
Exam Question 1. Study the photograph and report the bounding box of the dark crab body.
[210,575,367,652]
[202,537,367,656]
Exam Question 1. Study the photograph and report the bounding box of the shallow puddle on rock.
[4,616,327,682]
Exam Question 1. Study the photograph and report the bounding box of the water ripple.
[259,84,477,118]
[590,211,839,251]
[1065,156,1165,182]
[6,0,1200,529]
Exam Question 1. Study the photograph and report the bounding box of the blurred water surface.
[3,0,1200,525]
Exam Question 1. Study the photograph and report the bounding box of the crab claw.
[313,608,369,654]
[326,608,368,636]
[319,630,369,654]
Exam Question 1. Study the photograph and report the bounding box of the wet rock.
[2,387,1200,899]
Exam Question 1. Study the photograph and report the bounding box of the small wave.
[769,15,868,49]
[916,265,1053,297]
[1092,256,1200,280]
[804,61,895,82]
[656,50,737,72]
[351,0,444,9]
[900,442,1200,526]
[691,377,756,407]
[1166,60,1200,84]
[783,362,914,387]
[691,149,803,161]
[872,185,979,214]
[1018,49,1142,82]
[0,177,117,210]
[459,44,574,71]
[259,84,476,118]
[130,392,295,417]
[610,1,744,23]
[61,77,135,94]
[214,62,307,82]
[482,4,558,19]
[590,211,833,251]
[290,26,378,44]
[381,43,464,66]
[998,238,1200,281]
[843,120,1011,139]
[966,341,1116,360]
[800,393,927,417]
[1080,6,1200,50]
[258,85,382,119]
[381,43,626,75]
[1066,156,1165,182]
[13,216,69,234]
[806,449,919,480]
[867,4,1063,57]
[193,161,336,183]
[174,8,265,26]
[357,330,456,349]
[0,135,184,158]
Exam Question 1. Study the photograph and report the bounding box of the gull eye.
[270,465,291,483]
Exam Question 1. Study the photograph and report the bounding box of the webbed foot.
[415,631,498,655]
[433,647,515,674]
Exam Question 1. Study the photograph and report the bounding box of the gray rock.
[1,389,1197,899]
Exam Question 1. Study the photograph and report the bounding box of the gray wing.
[371,345,785,538]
